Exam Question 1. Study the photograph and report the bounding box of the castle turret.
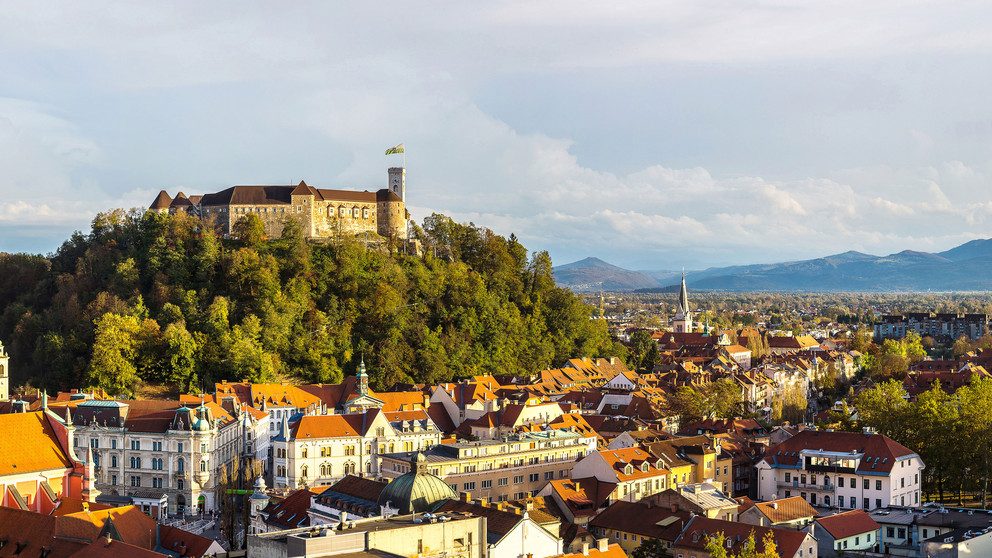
[388,167,405,201]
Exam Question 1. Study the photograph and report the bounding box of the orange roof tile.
[0,411,73,476]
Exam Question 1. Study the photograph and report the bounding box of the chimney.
[461,492,471,503]
[525,500,534,511]
[476,498,488,507]
[597,538,609,551]
[582,543,590,555]
[671,505,678,513]
[495,502,504,511]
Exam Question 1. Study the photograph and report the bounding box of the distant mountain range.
[554,239,992,292]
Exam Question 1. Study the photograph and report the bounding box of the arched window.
[200,460,207,472]
[177,458,184,473]
[302,448,308,459]
[301,465,309,478]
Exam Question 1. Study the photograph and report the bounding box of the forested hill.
[0,210,624,396]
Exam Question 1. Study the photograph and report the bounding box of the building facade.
[149,167,407,241]
[380,430,597,502]
[755,430,924,511]
[66,399,256,514]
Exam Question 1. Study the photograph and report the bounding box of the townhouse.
[755,429,924,511]
[380,430,596,502]
[809,509,880,556]
[673,516,818,558]
[273,408,442,489]
[570,446,673,503]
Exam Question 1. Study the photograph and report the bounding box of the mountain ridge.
[554,239,992,292]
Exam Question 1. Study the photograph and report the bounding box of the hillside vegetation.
[0,209,624,396]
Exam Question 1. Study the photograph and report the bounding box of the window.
[301,466,308,478]
[131,440,140,450]
[498,477,508,486]
[464,482,476,490]
[863,498,869,509]
[838,496,844,508]
[153,441,162,451]
[200,460,207,472]
[901,477,905,488]
[876,479,882,490]
[529,473,539,482]
[514,475,524,484]
[839,477,844,488]
[90,438,98,449]
[177,458,184,473]
[111,475,117,485]
[897,527,906,539]
[178,442,183,453]
[545,471,554,480]
[111,455,118,468]
[111,440,117,449]
[801,474,806,484]
[130,476,141,487]
[863,479,869,489]
[302,448,308,459]
[785,473,791,482]
[481,480,492,489]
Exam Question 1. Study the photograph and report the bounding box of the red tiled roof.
[676,516,811,557]
[816,509,879,540]
[763,430,916,474]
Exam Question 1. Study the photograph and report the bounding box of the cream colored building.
[273,408,442,490]
[379,430,597,502]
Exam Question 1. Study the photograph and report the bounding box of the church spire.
[678,270,690,315]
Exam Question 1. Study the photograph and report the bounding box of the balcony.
[777,480,834,492]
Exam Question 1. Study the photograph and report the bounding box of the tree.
[704,531,778,558]
[87,313,142,396]
[232,214,265,247]
[631,537,669,558]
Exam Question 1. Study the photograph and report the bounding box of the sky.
[2,1,992,270]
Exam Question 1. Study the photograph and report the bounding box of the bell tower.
[0,340,8,401]
[388,167,405,201]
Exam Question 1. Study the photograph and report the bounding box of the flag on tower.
[385,143,405,155]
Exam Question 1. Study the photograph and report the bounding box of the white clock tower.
[388,167,405,201]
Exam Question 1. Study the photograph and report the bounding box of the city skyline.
[2,1,992,269]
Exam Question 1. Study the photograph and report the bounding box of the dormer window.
[641,462,650,472]
[624,464,633,475]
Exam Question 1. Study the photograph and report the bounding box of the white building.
[272,408,442,490]
[755,430,924,511]
[65,398,262,514]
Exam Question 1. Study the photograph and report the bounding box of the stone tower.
[0,340,8,401]
[388,167,405,202]
[673,273,693,333]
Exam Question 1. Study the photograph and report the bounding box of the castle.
[149,167,408,240]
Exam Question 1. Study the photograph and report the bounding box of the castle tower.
[0,340,8,401]
[673,272,693,333]
[388,167,405,202]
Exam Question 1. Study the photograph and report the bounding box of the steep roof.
[433,500,526,543]
[816,509,880,540]
[0,411,73,476]
[589,501,691,541]
[675,516,811,557]
[748,496,818,524]
[762,430,917,474]
[264,489,317,529]
[149,190,172,210]
[290,413,374,439]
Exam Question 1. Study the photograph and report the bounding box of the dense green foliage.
[856,377,992,506]
[0,209,624,396]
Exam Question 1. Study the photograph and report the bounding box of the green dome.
[377,452,455,515]
[193,404,213,431]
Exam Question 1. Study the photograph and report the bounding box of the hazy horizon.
[3,2,992,269]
